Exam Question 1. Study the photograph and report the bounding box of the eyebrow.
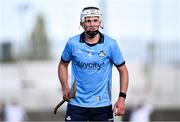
[86,16,99,18]
[85,17,100,20]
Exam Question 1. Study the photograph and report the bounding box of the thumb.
[113,103,117,114]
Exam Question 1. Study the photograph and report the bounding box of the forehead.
[85,16,100,20]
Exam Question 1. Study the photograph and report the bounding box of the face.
[81,16,101,31]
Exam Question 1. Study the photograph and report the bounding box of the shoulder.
[103,34,118,46]
[64,34,81,50]
[67,34,81,44]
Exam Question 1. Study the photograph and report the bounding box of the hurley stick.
[54,80,76,114]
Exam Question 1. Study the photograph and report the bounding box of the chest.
[72,43,110,62]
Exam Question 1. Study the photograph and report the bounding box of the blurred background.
[0,0,180,121]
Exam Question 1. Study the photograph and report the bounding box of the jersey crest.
[98,50,106,57]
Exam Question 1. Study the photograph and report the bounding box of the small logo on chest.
[98,50,106,57]
[88,52,93,57]
[87,49,94,57]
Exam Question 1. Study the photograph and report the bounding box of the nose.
[89,20,96,26]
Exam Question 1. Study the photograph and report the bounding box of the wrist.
[119,92,126,99]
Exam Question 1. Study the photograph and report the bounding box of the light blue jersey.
[61,32,125,107]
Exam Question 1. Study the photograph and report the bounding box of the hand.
[113,97,126,116]
[62,88,70,101]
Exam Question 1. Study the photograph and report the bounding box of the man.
[58,6,129,121]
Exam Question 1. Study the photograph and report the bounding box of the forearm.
[118,65,129,96]
[113,64,129,116]
[58,61,69,91]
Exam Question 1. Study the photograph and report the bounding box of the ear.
[100,21,104,29]
[80,22,83,27]
[80,22,84,28]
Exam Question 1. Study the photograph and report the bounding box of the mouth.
[89,28,97,31]
[88,26,98,30]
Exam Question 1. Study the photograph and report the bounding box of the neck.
[85,33,100,44]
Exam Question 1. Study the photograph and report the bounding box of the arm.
[113,64,129,116]
[58,60,70,101]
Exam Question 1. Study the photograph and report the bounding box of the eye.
[93,19,98,22]
[85,19,99,23]
[85,19,91,23]
[87,20,91,23]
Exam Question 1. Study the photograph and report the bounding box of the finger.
[63,97,69,101]
[113,104,117,114]
[63,94,69,101]
[116,108,125,116]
